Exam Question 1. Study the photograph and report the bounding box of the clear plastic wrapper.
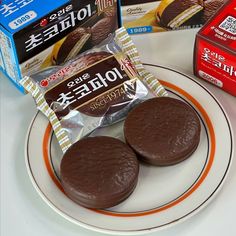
[21,27,167,153]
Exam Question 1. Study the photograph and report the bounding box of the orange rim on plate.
[42,80,215,217]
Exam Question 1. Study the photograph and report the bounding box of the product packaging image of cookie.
[194,0,236,96]
[21,27,167,153]
[120,0,227,34]
[48,0,119,67]
[0,0,119,93]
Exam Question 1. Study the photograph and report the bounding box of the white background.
[1,28,236,236]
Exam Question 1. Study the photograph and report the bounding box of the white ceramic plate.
[26,65,233,235]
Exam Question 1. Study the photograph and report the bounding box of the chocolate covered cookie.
[201,0,226,23]
[124,97,201,166]
[91,17,116,46]
[157,0,203,29]
[55,27,92,65]
[60,136,139,209]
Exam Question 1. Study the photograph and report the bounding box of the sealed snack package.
[21,27,167,153]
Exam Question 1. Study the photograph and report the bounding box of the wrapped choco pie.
[21,27,167,153]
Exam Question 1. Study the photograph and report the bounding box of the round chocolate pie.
[60,136,139,209]
[56,27,92,65]
[124,97,201,166]
[157,0,203,29]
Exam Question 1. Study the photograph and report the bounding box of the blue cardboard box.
[0,0,119,93]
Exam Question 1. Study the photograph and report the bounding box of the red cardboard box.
[194,0,236,96]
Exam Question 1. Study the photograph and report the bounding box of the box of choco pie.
[0,0,119,93]
[120,0,227,34]
[194,0,236,96]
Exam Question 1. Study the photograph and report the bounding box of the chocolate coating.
[124,97,201,166]
[201,0,226,23]
[60,136,139,209]
[57,27,91,64]
[72,51,111,70]
[158,0,226,28]
[91,17,115,46]
[159,0,203,28]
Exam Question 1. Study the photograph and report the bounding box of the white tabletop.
[1,28,236,236]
